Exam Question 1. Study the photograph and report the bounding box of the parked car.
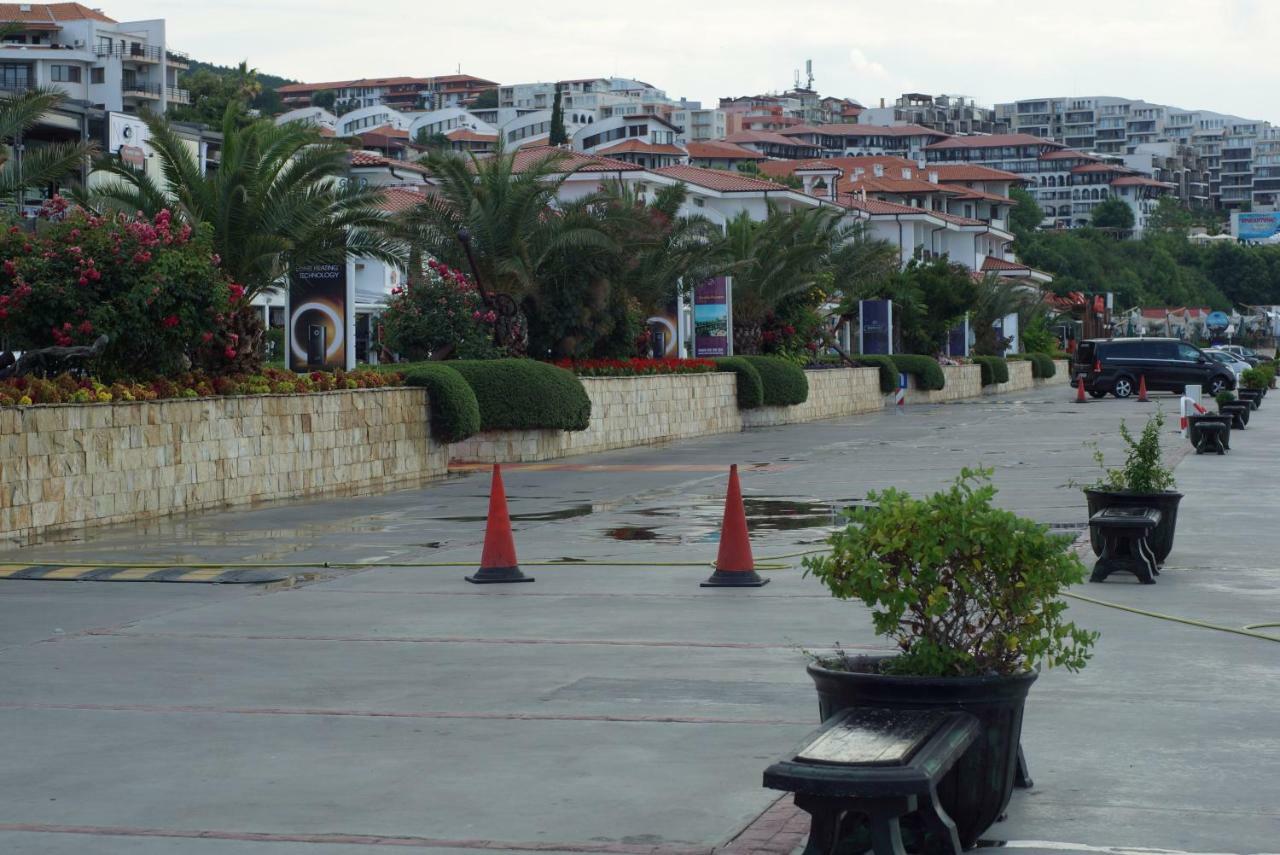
[1205,349,1252,383]
[1215,344,1262,366]
[1071,337,1236,398]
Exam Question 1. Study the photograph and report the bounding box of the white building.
[338,104,414,137]
[275,106,338,133]
[0,3,189,113]
[573,114,684,169]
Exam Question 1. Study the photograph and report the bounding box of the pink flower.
[201,331,214,343]
[2,260,15,276]
[161,314,179,329]
[224,346,237,359]
[228,283,245,302]
[78,321,93,335]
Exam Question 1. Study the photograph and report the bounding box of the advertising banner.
[859,299,893,355]
[288,263,353,371]
[1233,212,1280,242]
[645,298,681,358]
[692,276,731,357]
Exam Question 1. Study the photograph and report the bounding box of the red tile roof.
[378,186,432,213]
[595,140,687,157]
[981,256,1030,272]
[782,123,949,139]
[755,159,837,179]
[926,164,1024,182]
[652,165,797,193]
[722,130,817,148]
[349,151,430,174]
[1111,176,1177,188]
[682,140,767,161]
[505,146,643,173]
[445,128,497,142]
[926,133,1064,150]
[945,187,1014,205]
[851,176,960,196]
[279,76,430,94]
[838,195,934,216]
[0,2,116,24]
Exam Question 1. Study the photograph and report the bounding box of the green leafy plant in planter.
[802,468,1095,847]
[1083,410,1181,564]
[1241,368,1268,391]
[1215,390,1236,408]
[805,469,1095,677]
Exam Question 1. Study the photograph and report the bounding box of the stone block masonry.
[1,389,447,548]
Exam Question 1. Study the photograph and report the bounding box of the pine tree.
[549,88,567,145]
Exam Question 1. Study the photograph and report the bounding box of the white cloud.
[847,48,890,80]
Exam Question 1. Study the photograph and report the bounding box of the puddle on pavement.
[436,503,596,523]
[604,526,680,544]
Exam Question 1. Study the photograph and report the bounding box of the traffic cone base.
[1138,375,1149,402]
[702,464,768,588]
[467,464,533,585]
[466,565,534,584]
[701,568,769,587]
[1075,376,1087,403]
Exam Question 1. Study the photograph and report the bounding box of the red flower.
[161,314,180,328]
[224,347,237,359]
[201,331,214,343]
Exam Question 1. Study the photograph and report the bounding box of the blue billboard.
[1233,212,1280,241]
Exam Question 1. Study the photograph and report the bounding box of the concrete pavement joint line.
[83,628,893,651]
[0,701,813,726]
[0,824,714,854]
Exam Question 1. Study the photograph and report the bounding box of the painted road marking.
[0,566,295,584]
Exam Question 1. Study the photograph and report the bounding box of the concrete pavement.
[0,386,1276,854]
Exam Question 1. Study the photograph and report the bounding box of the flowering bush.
[381,259,501,361]
[0,201,238,380]
[553,357,718,377]
[0,368,402,407]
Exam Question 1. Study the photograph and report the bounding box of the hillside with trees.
[169,60,296,125]
[1009,188,1280,310]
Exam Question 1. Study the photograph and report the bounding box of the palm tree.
[719,204,853,353]
[0,87,95,208]
[81,106,399,302]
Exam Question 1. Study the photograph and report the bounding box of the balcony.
[166,50,190,68]
[96,43,163,63]
[122,81,162,99]
[166,86,190,104]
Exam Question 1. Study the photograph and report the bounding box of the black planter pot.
[1219,403,1250,428]
[1085,489,1182,562]
[807,658,1036,849]
[1237,389,1262,410]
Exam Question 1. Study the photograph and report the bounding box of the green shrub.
[972,356,1010,386]
[712,357,764,409]
[1241,367,1269,391]
[450,359,591,432]
[741,356,809,406]
[1010,352,1056,379]
[851,355,897,393]
[804,468,1095,677]
[400,363,482,442]
[890,355,945,391]
[1088,410,1175,494]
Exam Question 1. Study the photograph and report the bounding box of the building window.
[0,63,30,89]
[50,65,81,83]
[91,67,105,84]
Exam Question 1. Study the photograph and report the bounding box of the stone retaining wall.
[740,367,882,428]
[450,373,742,463]
[1,389,446,547]
[897,364,983,405]
[986,360,1035,395]
[1047,359,1071,385]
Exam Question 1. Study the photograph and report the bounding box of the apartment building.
[859,93,1007,136]
[277,74,497,112]
[0,2,189,112]
[777,123,950,161]
[996,95,1272,210]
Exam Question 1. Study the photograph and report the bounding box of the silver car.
[1206,349,1251,382]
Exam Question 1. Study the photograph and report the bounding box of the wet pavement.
[0,386,1277,854]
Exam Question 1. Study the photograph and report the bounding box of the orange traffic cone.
[1138,374,1149,402]
[1075,376,1087,404]
[702,465,768,588]
[466,464,534,584]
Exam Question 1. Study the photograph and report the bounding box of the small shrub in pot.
[1083,410,1181,562]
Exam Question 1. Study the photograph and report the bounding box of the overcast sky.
[118,0,1278,123]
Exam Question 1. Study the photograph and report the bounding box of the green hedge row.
[712,357,765,409]
[451,360,591,432]
[1010,353,1056,379]
[891,355,946,391]
[851,355,898,393]
[400,363,482,443]
[741,356,809,406]
[972,356,1010,386]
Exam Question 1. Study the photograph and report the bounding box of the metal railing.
[95,43,163,62]
[165,50,190,66]
[166,86,190,104]
[122,82,162,98]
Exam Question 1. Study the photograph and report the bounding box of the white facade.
[275,106,338,132]
[408,107,495,141]
[0,8,188,113]
[338,104,414,136]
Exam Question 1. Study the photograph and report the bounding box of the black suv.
[1071,338,1235,398]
